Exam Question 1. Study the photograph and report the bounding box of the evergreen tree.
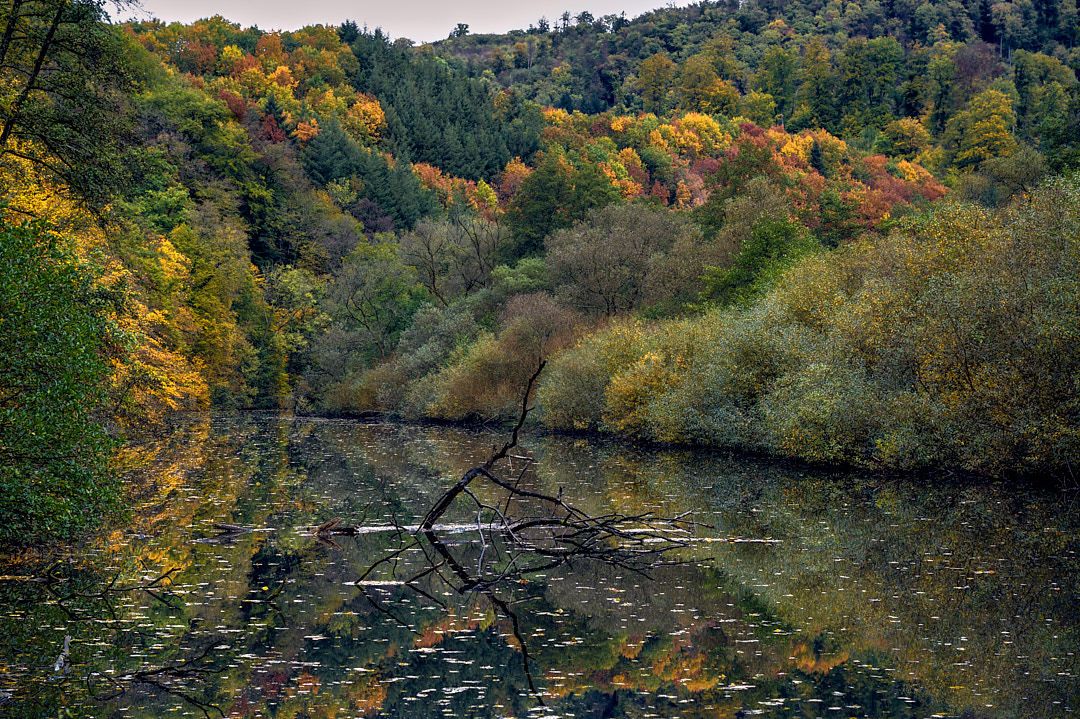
[346,28,541,181]
[301,118,436,230]
[301,118,362,185]
[505,153,577,258]
[338,19,360,44]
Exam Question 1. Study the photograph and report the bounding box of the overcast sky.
[125,1,676,43]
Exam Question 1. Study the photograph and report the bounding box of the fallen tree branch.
[418,359,546,532]
[352,357,719,709]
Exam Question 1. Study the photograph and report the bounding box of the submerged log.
[212,523,251,533]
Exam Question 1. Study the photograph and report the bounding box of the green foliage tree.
[1012,50,1074,140]
[327,241,421,361]
[874,117,931,159]
[739,91,777,127]
[0,0,137,210]
[1040,85,1080,171]
[790,38,837,132]
[677,54,731,114]
[0,219,126,546]
[505,153,619,258]
[700,217,818,306]
[754,46,798,123]
[925,42,961,136]
[505,154,574,257]
[836,38,903,134]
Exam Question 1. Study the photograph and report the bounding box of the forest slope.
[3,0,1080,544]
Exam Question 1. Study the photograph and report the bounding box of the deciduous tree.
[546,204,704,315]
[0,219,126,545]
[637,53,675,114]
[0,0,138,210]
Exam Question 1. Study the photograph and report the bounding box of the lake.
[0,414,1076,718]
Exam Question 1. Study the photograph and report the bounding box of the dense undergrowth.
[350,176,1079,480]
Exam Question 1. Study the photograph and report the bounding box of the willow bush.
[536,320,657,433]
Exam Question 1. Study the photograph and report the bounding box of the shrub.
[556,176,1080,478]
[537,320,653,432]
[420,294,582,421]
[0,220,125,545]
[647,302,814,447]
[602,319,699,437]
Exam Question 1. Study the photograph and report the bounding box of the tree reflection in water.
[350,409,703,704]
[0,414,1076,718]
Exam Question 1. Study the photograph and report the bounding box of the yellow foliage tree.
[637,53,676,114]
[1,157,210,425]
[948,88,1018,168]
[343,94,386,142]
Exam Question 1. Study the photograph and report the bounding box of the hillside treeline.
[1,0,1077,545]
[434,0,1080,174]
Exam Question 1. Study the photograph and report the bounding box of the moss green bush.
[537,320,656,432]
[542,175,1080,478]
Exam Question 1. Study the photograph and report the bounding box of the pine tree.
[301,118,361,185]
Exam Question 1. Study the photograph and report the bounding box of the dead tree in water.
[419,360,699,568]
[353,359,705,702]
[359,359,702,588]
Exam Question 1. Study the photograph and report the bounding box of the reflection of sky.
[122,0,680,43]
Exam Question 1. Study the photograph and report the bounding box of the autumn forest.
[3,0,1080,546]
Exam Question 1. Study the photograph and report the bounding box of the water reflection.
[0,415,1076,718]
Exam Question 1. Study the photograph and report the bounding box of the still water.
[0,415,1076,718]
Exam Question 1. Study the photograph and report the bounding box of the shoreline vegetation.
[310,178,1080,485]
[3,0,1080,546]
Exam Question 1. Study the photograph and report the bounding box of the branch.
[86,641,227,718]
[486,358,546,469]
[0,0,65,150]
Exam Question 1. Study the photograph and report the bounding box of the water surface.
[0,415,1076,718]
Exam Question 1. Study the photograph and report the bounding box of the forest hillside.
[2,0,1079,545]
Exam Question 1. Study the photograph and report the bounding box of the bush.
[699,216,819,307]
[647,302,814,447]
[537,320,654,432]
[551,175,1080,478]
[0,220,125,545]
[418,293,582,421]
